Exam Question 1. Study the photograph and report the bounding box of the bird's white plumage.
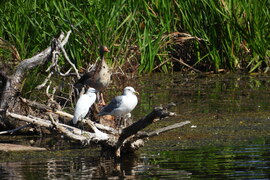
[99,86,138,117]
[73,88,97,125]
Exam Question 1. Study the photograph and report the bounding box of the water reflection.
[141,141,270,179]
[0,154,141,179]
[2,142,270,179]
[1,73,270,179]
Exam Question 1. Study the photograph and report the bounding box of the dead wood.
[0,124,32,135]
[0,31,191,157]
[5,104,190,157]
[0,31,72,130]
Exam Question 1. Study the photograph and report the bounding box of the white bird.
[99,86,139,120]
[73,88,97,125]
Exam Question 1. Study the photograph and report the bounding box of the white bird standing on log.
[73,88,97,125]
[99,87,139,126]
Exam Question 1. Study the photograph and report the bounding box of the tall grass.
[0,0,269,73]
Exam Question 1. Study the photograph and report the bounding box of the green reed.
[0,0,269,73]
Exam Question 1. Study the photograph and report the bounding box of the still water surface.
[1,73,270,179]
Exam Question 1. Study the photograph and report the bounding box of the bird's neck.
[100,51,105,60]
[101,56,105,63]
[100,52,106,63]
[100,54,109,69]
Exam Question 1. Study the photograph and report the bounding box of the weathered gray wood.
[117,107,175,146]
[5,104,190,157]
[147,121,191,137]
[0,124,32,135]
[0,31,72,129]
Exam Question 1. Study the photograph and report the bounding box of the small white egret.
[99,87,139,126]
[73,88,97,126]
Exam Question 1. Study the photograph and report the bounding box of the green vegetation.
[0,0,269,73]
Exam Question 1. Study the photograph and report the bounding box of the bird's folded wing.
[100,96,122,114]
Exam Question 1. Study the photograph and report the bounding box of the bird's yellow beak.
[134,91,139,95]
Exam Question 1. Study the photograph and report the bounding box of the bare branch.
[6,111,53,128]
[36,72,54,90]
[61,30,72,45]
[147,121,190,137]
[0,124,32,135]
[118,106,176,143]
[49,113,88,142]
[0,28,192,157]
[6,111,110,144]
[14,31,70,80]
[84,120,109,140]
[59,40,80,79]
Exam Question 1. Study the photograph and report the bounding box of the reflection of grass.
[143,141,270,178]
[0,0,269,74]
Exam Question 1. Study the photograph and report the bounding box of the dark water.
[1,73,270,179]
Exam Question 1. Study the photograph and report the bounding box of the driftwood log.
[0,31,190,157]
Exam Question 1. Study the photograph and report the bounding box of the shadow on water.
[1,73,270,179]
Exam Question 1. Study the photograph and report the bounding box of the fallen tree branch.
[14,31,70,81]
[113,106,177,156]
[19,98,119,134]
[6,111,53,128]
[120,121,191,154]
[118,106,175,143]
[48,113,88,142]
[147,121,191,138]
[0,124,32,135]
[34,31,77,91]
[6,111,110,144]
[6,102,190,157]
